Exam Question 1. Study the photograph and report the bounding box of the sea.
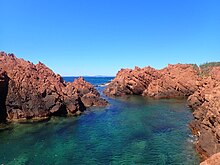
[0,77,200,165]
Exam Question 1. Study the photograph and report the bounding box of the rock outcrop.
[0,52,107,122]
[200,152,220,165]
[144,64,199,98]
[188,67,220,159]
[104,66,160,96]
[104,64,199,98]
[0,69,9,122]
[105,63,220,162]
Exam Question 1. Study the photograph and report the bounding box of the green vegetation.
[199,62,220,69]
[189,64,199,70]
[199,62,220,77]
[190,62,220,77]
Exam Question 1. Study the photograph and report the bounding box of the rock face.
[104,66,160,96]
[188,67,220,159]
[105,63,220,162]
[200,152,220,165]
[144,64,199,98]
[104,64,199,98]
[0,69,9,122]
[0,52,107,122]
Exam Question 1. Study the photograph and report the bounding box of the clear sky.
[1,0,220,76]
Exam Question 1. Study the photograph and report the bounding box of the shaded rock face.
[71,77,107,107]
[0,52,107,121]
[0,69,9,122]
[104,64,199,98]
[188,67,220,159]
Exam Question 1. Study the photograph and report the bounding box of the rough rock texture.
[144,64,199,98]
[0,52,107,122]
[104,64,199,98]
[0,69,8,122]
[188,67,220,159]
[200,152,220,165]
[71,77,108,107]
[104,66,160,96]
[105,63,220,162]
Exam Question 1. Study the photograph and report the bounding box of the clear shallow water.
[0,77,200,165]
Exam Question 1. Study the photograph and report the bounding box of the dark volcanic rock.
[0,52,107,121]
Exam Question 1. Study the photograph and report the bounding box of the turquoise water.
[0,77,200,165]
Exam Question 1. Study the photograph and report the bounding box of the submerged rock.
[0,52,107,122]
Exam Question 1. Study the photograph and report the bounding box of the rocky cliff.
[188,66,220,159]
[104,64,199,98]
[105,63,220,162]
[0,52,107,122]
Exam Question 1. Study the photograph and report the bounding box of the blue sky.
[1,0,220,76]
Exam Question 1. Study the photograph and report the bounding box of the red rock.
[188,72,220,159]
[104,66,160,96]
[0,52,107,122]
[105,63,220,161]
[71,77,108,107]
[104,64,199,98]
[144,64,199,98]
[200,152,220,165]
[0,69,8,122]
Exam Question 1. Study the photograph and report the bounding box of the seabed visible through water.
[0,77,200,165]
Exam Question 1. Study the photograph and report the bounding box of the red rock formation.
[104,66,160,96]
[71,77,107,107]
[104,64,199,98]
[200,152,220,165]
[188,67,220,159]
[0,52,107,122]
[0,69,8,122]
[144,64,199,98]
[105,63,220,161]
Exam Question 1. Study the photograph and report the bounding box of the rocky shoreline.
[0,52,107,122]
[104,63,220,164]
[1,51,219,164]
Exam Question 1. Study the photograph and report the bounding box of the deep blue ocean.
[0,77,200,165]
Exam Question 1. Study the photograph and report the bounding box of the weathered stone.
[104,64,199,98]
[188,69,220,159]
[105,63,220,162]
[200,152,220,165]
[0,52,107,121]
